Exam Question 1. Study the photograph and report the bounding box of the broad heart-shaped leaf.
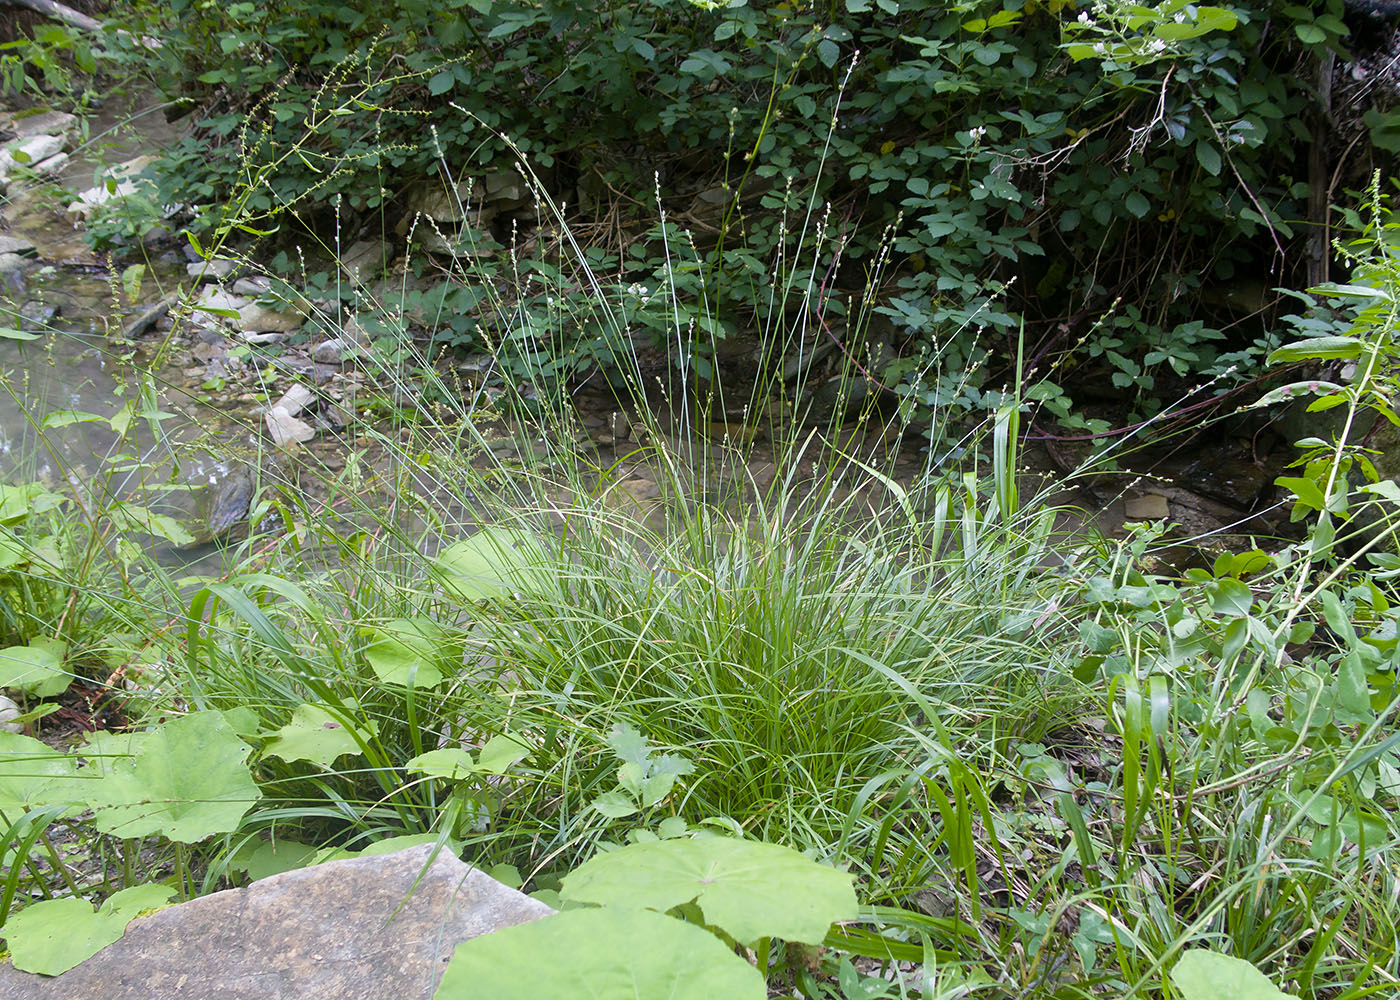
[407,734,532,781]
[1171,949,1300,1000]
[245,839,319,881]
[407,747,479,781]
[476,732,531,774]
[432,526,552,602]
[363,617,455,687]
[0,638,71,697]
[561,837,858,945]
[3,883,175,975]
[434,906,764,1000]
[263,702,375,765]
[86,712,261,843]
[0,730,87,813]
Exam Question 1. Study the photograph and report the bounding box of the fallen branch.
[1,0,102,33]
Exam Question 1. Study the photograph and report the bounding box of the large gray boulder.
[0,844,553,999]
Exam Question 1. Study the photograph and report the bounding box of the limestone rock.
[0,236,37,258]
[339,240,383,284]
[266,406,315,448]
[311,338,347,364]
[30,153,69,178]
[186,258,239,281]
[236,302,302,334]
[274,384,316,419]
[5,111,77,141]
[0,844,553,1000]
[1124,494,1170,520]
[0,695,21,733]
[231,275,272,297]
[3,134,64,170]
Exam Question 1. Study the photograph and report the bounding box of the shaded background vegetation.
[66,0,1391,425]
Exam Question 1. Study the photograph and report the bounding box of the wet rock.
[0,236,37,258]
[1124,494,1171,520]
[3,134,65,171]
[0,254,26,297]
[0,844,553,1000]
[747,461,778,497]
[203,466,257,540]
[18,300,58,332]
[186,258,239,281]
[190,341,224,363]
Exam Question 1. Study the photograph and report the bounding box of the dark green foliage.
[105,0,1375,415]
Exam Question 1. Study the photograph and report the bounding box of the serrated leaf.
[561,838,857,945]
[428,70,455,95]
[590,789,638,818]
[87,712,260,842]
[435,907,764,1000]
[264,702,373,765]
[1171,949,1299,1000]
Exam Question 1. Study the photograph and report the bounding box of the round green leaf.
[434,907,764,1000]
[3,884,175,976]
[88,711,261,843]
[0,730,84,813]
[0,638,70,698]
[406,747,478,781]
[561,837,857,945]
[363,617,452,687]
[264,702,375,765]
[432,527,551,602]
[1171,949,1300,1000]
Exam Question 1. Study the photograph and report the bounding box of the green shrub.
[101,0,1368,422]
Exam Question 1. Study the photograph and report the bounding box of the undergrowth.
[0,94,1399,1000]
